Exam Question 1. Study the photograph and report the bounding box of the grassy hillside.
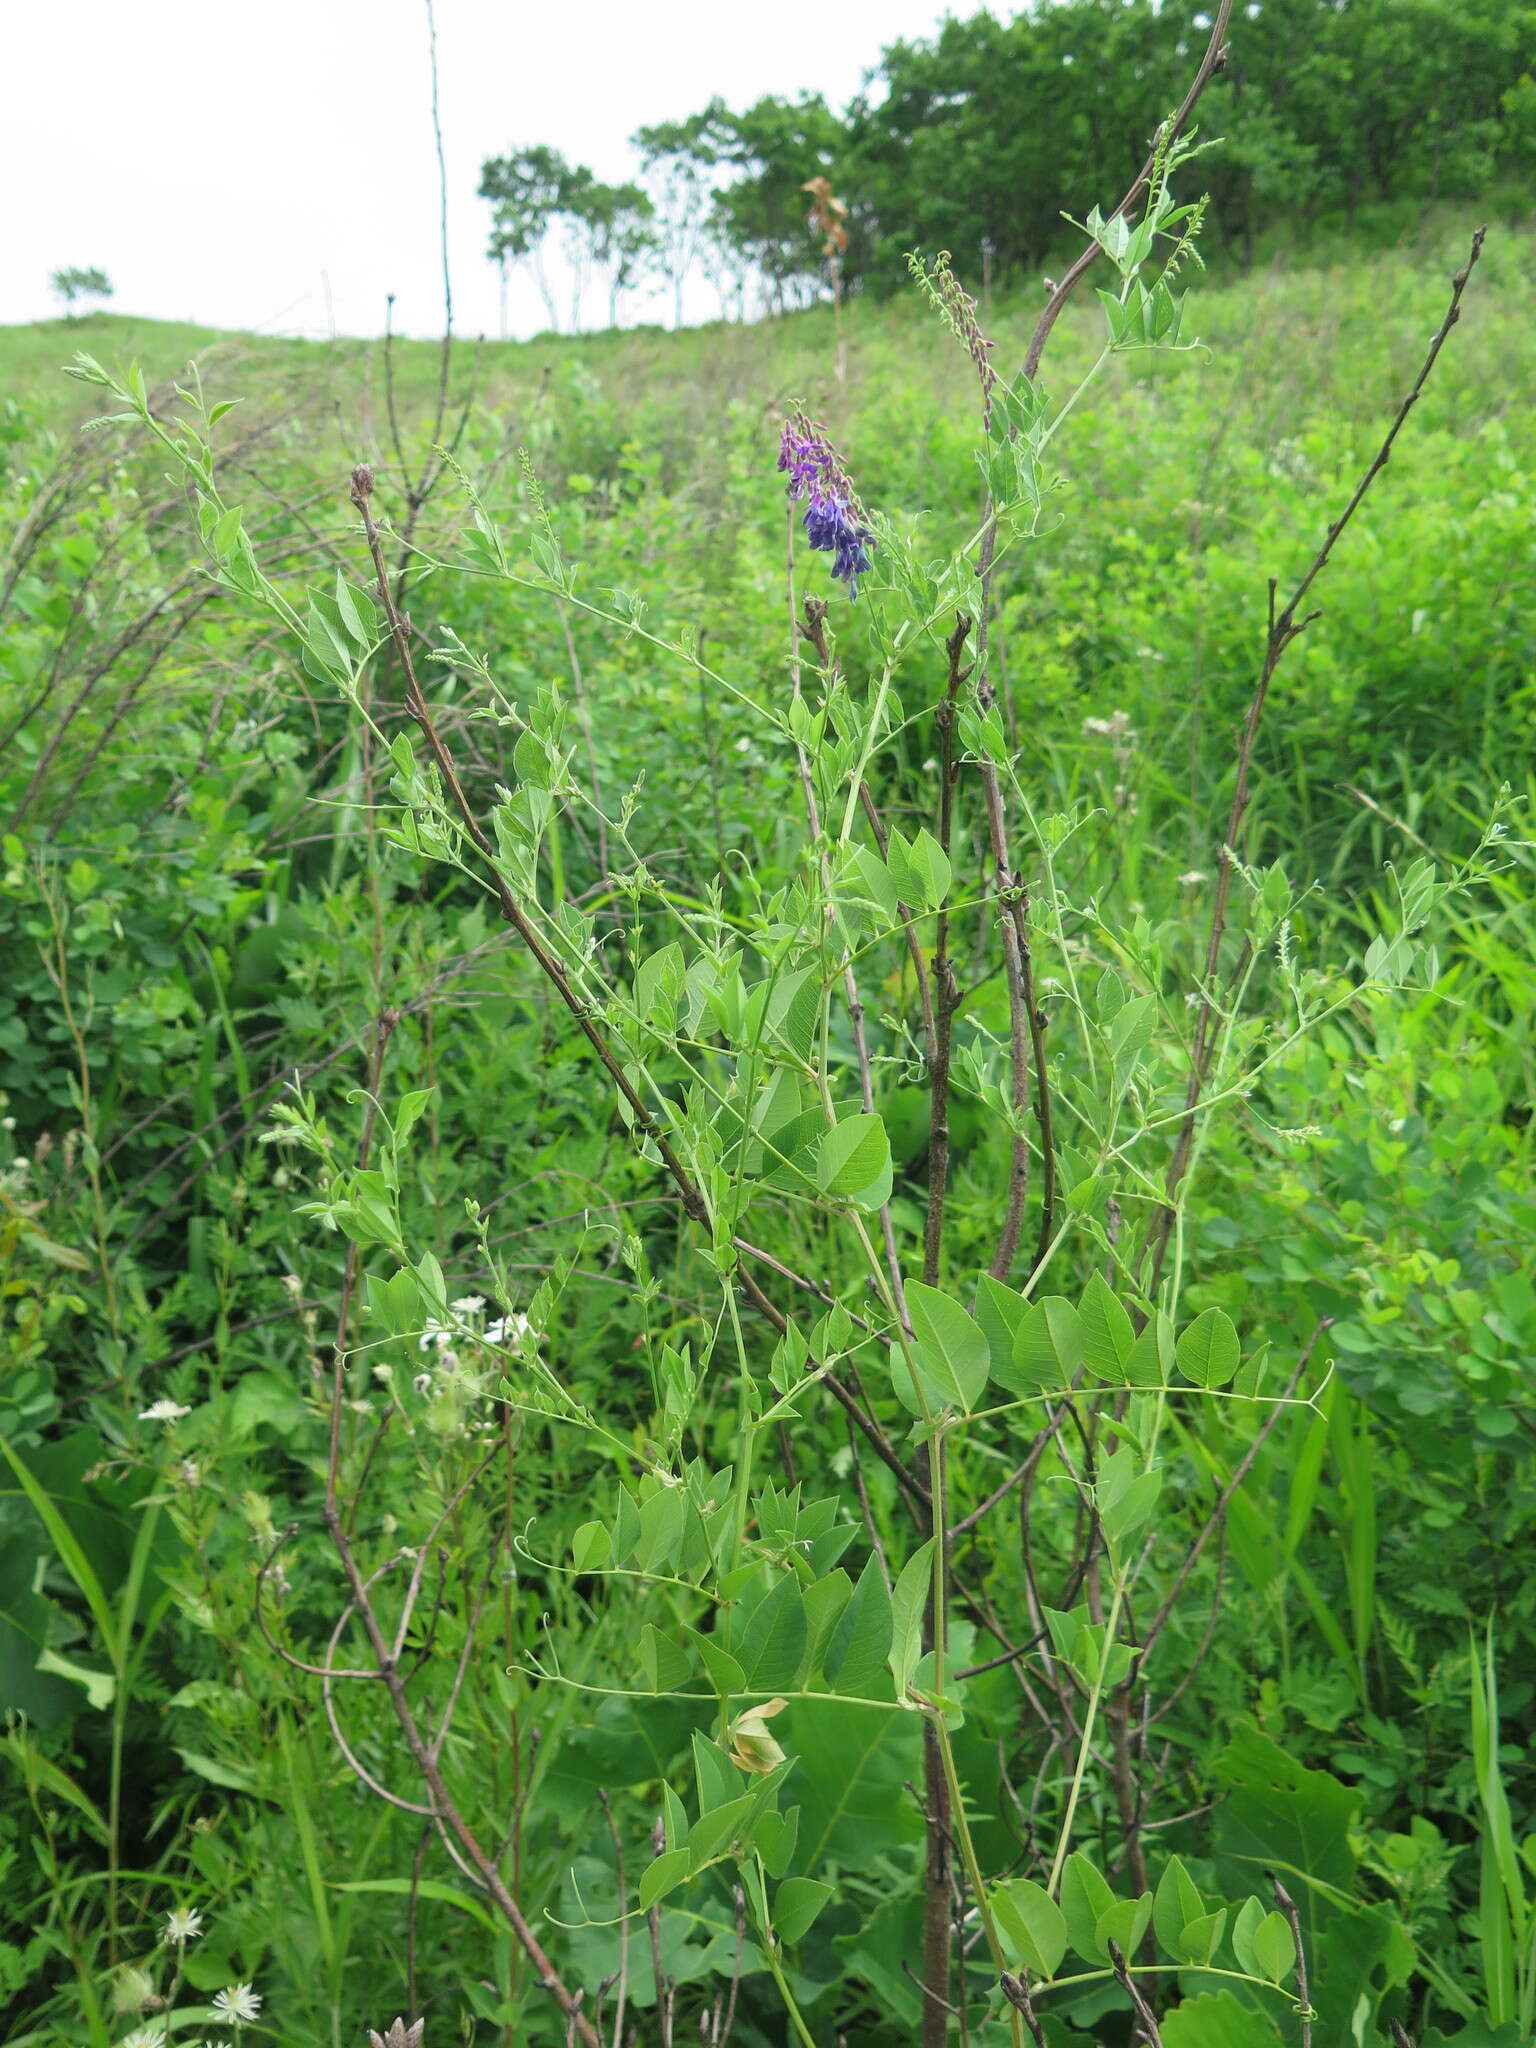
[2,211,1533,2048]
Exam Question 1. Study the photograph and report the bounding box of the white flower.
[416,1319,451,1353]
[451,1294,485,1315]
[121,2028,168,2048]
[114,1966,157,2012]
[138,1400,192,1425]
[485,1313,531,1347]
[1177,869,1209,887]
[162,1903,204,1944]
[1083,710,1133,739]
[212,1983,262,2025]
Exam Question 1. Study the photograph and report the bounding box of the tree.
[478,145,574,333]
[585,183,658,329]
[705,95,846,309]
[50,266,113,317]
[634,104,732,328]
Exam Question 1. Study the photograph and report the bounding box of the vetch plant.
[778,412,876,597]
[63,8,1507,2039]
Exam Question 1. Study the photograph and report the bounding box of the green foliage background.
[601,0,1536,298]
[0,207,1532,2047]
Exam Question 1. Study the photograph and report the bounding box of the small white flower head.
[121,2027,168,2048]
[484,1312,531,1348]
[138,1400,192,1425]
[114,1965,157,2013]
[212,1983,262,2026]
[1177,870,1209,887]
[413,1372,433,1396]
[450,1294,485,1315]
[372,1363,394,1383]
[368,2021,425,2048]
[178,1459,201,1489]
[1083,709,1133,740]
[417,1318,452,1353]
[280,1271,303,1297]
[162,1903,205,1945]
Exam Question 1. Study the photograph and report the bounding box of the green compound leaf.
[1251,1907,1296,1984]
[638,1846,692,1912]
[998,1295,1085,1395]
[816,1112,893,1211]
[991,1877,1068,1979]
[1059,1851,1116,1962]
[1153,1854,1205,1956]
[1176,1307,1241,1389]
[1079,1271,1135,1383]
[905,1280,990,1413]
[741,1575,809,1693]
[823,1554,893,1695]
[774,1876,833,1943]
[887,1539,936,1697]
[1230,1893,1267,1976]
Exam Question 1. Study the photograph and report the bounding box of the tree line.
[481,0,1536,329]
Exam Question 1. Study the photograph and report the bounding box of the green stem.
[838,666,896,844]
[724,1281,757,1584]
[1048,1574,1128,1895]
[932,1703,1028,2048]
[758,1857,820,2048]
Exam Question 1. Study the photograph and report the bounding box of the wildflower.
[212,1983,262,2026]
[777,410,875,599]
[1177,870,1209,887]
[368,2022,425,2048]
[162,1904,205,1945]
[485,1313,531,1348]
[1083,711,1133,740]
[121,2028,168,2048]
[138,1400,192,1425]
[450,1294,485,1315]
[114,1965,158,2013]
[417,1318,452,1353]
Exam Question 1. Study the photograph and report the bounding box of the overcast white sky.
[6,0,975,340]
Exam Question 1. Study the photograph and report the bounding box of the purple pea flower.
[778,412,875,600]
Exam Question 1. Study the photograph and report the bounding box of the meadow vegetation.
[1,104,1533,2048]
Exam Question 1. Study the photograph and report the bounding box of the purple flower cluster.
[777,415,875,600]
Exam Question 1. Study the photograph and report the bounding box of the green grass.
[2,208,1533,2048]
